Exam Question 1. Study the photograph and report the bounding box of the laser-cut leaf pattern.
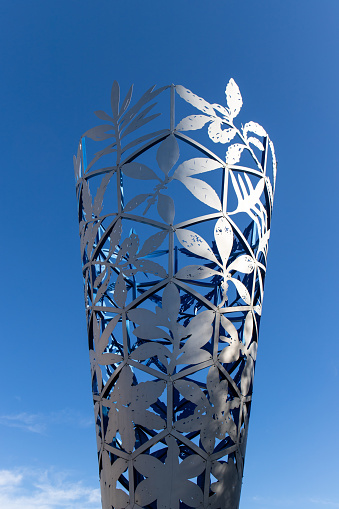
[74,78,277,507]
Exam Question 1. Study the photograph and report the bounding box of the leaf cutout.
[174,380,209,407]
[121,104,160,139]
[122,162,159,180]
[122,129,168,154]
[119,84,167,129]
[257,230,270,257]
[176,114,211,131]
[111,80,120,118]
[98,314,121,354]
[94,110,113,122]
[134,259,167,278]
[180,177,222,211]
[93,266,107,287]
[119,85,133,118]
[227,254,255,274]
[124,193,151,212]
[225,78,242,119]
[243,311,253,348]
[243,121,267,139]
[93,171,113,217]
[240,355,254,395]
[138,230,168,258]
[84,124,114,141]
[226,144,246,164]
[214,217,233,267]
[157,193,175,224]
[175,265,219,280]
[156,135,179,176]
[173,158,222,180]
[73,145,81,180]
[212,103,229,117]
[269,139,277,190]
[81,180,93,219]
[208,120,237,144]
[94,268,111,304]
[176,85,215,115]
[219,316,241,363]
[247,136,264,151]
[108,219,122,257]
[114,273,127,307]
[230,278,251,305]
[176,229,219,264]
[161,283,181,321]
[220,315,239,342]
[130,342,169,368]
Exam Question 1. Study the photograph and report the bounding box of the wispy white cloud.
[0,408,92,434]
[0,468,100,509]
[309,499,339,507]
[0,413,46,434]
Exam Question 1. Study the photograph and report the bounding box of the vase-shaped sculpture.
[74,79,277,509]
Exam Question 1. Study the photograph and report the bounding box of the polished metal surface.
[74,79,277,509]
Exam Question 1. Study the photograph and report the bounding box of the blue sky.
[1,1,338,508]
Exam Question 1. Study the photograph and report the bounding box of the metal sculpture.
[74,78,277,509]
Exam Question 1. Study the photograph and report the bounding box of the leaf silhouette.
[176,229,219,264]
[137,230,168,258]
[176,85,215,115]
[227,254,255,274]
[214,217,233,267]
[93,171,113,217]
[175,265,219,280]
[176,114,211,131]
[110,80,120,117]
[247,136,264,151]
[208,120,237,144]
[157,193,175,224]
[225,78,242,119]
[124,193,151,212]
[122,162,159,180]
[173,158,222,180]
[226,143,246,164]
[104,365,165,452]
[94,110,113,122]
[180,177,222,210]
[134,436,204,509]
[156,134,179,176]
[84,124,114,141]
[243,121,267,139]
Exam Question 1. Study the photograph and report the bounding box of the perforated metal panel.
[74,79,277,509]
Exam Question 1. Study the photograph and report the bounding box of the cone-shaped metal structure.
[74,79,277,509]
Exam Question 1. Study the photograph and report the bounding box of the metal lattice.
[74,79,277,509]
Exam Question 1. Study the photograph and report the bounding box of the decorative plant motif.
[175,217,255,306]
[100,453,130,509]
[102,365,166,453]
[176,78,275,171]
[83,81,168,169]
[134,436,205,509]
[207,459,241,509]
[219,312,258,396]
[174,366,240,453]
[128,283,214,374]
[122,134,179,223]
[92,220,168,307]
[90,314,123,392]
[229,170,268,242]
[74,78,277,508]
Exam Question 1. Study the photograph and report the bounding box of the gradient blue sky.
[1,1,338,508]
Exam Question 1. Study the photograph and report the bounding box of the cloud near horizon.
[0,468,100,509]
[0,409,92,435]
